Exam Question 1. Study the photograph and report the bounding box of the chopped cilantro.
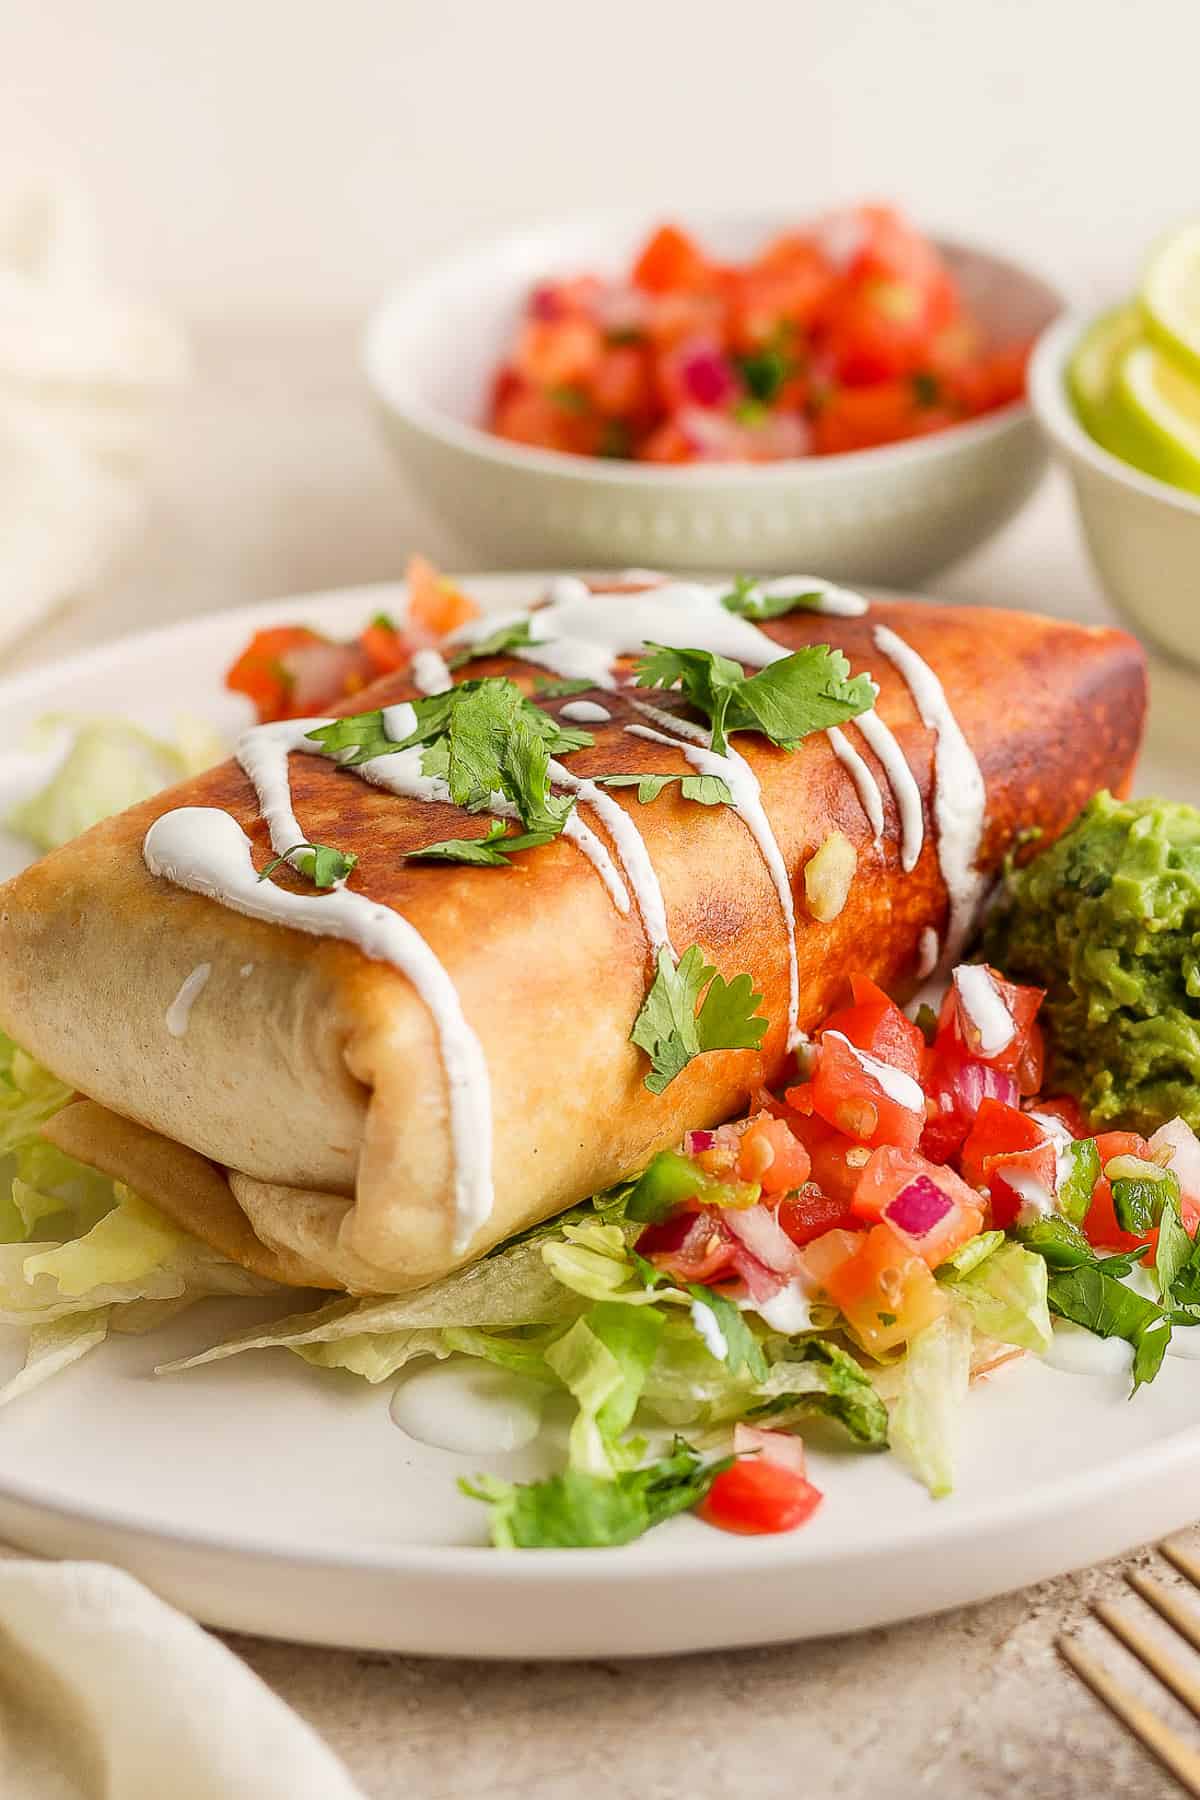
[593,772,733,807]
[406,819,560,868]
[911,371,942,408]
[751,1340,889,1448]
[598,419,633,459]
[735,344,792,405]
[258,841,357,888]
[633,642,875,758]
[686,1284,768,1380]
[630,944,768,1094]
[548,384,589,414]
[447,618,537,670]
[719,577,830,623]
[534,676,594,698]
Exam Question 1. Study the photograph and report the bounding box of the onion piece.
[724,1204,803,1275]
[734,1423,807,1475]
[1148,1117,1200,1199]
[884,1174,953,1238]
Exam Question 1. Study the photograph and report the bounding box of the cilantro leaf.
[258,841,357,888]
[1156,1188,1195,1302]
[1045,1263,1170,1392]
[534,676,595,698]
[447,618,537,670]
[633,642,874,757]
[686,1284,768,1380]
[720,577,826,622]
[630,944,768,1095]
[752,1340,889,1448]
[406,819,560,867]
[734,345,793,405]
[593,772,733,807]
[459,1441,730,1548]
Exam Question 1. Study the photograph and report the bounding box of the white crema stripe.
[547,758,672,953]
[410,647,453,695]
[826,726,884,841]
[143,807,495,1255]
[627,699,802,1048]
[854,709,924,873]
[823,1031,924,1113]
[872,624,987,964]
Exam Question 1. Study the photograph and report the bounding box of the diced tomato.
[1094,1130,1153,1165]
[512,316,604,388]
[589,344,652,418]
[405,554,479,637]
[795,1225,864,1294]
[944,967,1045,1088]
[225,625,333,724]
[697,1459,823,1536]
[820,975,924,1080]
[811,381,927,455]
[635,1208,737,1286]
[359,617,411,676]
[796,1029,924,1153]
[1030,1095,1091,1138]
[778,1183,860,1247]
[735,1116,812,1194]
[632,225,713,295]
[960,1098,1045,1188]
[850,1145,983,1265]
[822,1222,948,1354]
[780,1112,872,1205]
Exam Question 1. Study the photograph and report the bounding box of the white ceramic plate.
[0,576,1195,1660]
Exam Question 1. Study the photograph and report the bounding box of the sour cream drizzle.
[165,962,211,1039]
[854,710,924,872]
[872,624,987,964]
[627,699,802,1046]
[953,964,1014,1056]
[560,700,612,724]
[410,647,453,695]
[826,726,884,842]
[824,1030,925,1113]
[143,807,495,1254]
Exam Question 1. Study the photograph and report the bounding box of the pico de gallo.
[225,555,480,724]
[485,205,1030,464]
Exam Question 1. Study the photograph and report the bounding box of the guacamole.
[984,792,1200,1133]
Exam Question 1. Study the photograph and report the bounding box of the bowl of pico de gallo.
[364,206,1061,582]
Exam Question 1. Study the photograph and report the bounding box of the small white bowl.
[363,212,1061,583]
[1030,311,1200,665]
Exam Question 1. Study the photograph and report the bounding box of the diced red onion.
[684,1130,717,1155]
[1148,1118,1200,1198]
[728,1243,786,1303]
[529,283,566,322]
[679,343,737,409]
[885,1174,953,1239]
[724,1204,803,1275]
[949,1058,1019,1117]
[734,1423,807,1475]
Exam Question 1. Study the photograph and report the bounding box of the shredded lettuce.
[943,1242,1053,1356]
[888,1306,973,1499]
[7,717,226,854]
[460,1441,731,1549]
[545,1303,665,1475]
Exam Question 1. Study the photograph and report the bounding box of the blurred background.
[2,0,1199,661]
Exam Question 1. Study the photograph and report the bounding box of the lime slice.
[1142,221,1200,383]
[1111,342,1200,494]
[1067,304,1143,448]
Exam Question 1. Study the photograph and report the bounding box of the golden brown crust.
[0,594,1147,1291]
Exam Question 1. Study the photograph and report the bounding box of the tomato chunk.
[405,554,479,637]
[851,1145,983,1265]
[697,1459,823,1535]
[820,975,924,1080]
[778,1184,859,1247]
[795,1030,924,1152]
[822,1223,949,1353]
[735,1116,812,1194]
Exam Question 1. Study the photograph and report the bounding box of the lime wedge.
[1067,304,1143,448]
[1111,342,1200,494]
[1142,221,1200,383]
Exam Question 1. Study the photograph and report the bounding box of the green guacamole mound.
[984,791,1200,1133]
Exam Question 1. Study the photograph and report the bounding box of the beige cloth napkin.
[0,1558,364,1799]
[0,172,187,656]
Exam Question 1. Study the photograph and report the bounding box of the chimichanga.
[0,580,1145,1293]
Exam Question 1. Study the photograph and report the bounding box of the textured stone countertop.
[5,317,1199,1800]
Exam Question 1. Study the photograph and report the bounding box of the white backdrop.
[5,0,1198,319]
